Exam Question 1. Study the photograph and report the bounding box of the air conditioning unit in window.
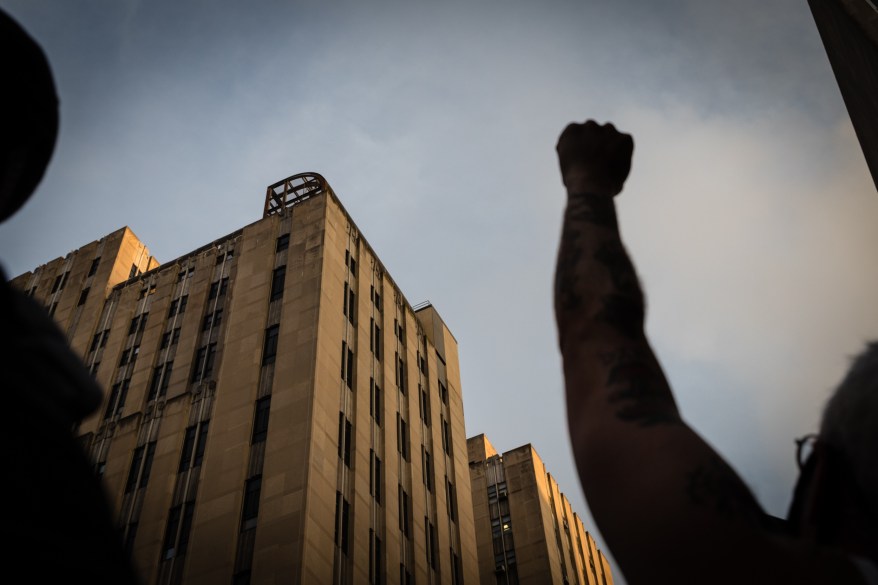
[495,564,506,573]
[498,488,508,498]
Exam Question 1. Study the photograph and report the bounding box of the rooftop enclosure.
[263,172,333,218]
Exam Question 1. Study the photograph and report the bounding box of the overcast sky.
[3,1,877,582]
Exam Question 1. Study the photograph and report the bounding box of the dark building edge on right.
[808,0,878,191]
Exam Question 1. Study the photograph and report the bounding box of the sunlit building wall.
[467,435,614,585]
[12,175,478,585]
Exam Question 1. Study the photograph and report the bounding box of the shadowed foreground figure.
[0,10,138,584]
[554,120,878,584]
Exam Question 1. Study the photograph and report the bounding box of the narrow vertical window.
[241,476,262,530]
[252,396,271,443]
[270,266,286,301]
[139,442,156,489]
[88,257,101,277]
[77,288,90,306]
[179,426,197,472]
[193,421,209,467]
[397,414,409,461]
[262,325,279,365]
[276,233,289,252]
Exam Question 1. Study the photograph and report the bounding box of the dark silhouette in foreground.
[554,120,878,584]
[1,10,138,584]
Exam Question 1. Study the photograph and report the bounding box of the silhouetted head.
[0,9,59,222]
[789,342,878,559]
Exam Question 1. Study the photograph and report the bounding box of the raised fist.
[556,120,633,197]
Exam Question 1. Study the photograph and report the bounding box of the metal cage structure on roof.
[263,172,332,217]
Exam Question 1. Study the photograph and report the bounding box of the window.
[147,366,162,401]
[178,426,197,472]
[397,414,409,461]
[163,505,182,559]
[191,344,216,382]
[422,448,433,492]
[193,421,209,467]
[373,452,382,503]
[124,441,156,493]
[370,319,381,361]
[104,383,121,420]
[344,249,357,276]
[262,325,279,366]
[119,349,131,366]
[270,266,286,301]
[276,233,289,252]
[162,501,194,560]
[398,486,410,538]
[129,264,139,279]
[241,475,262,530]
[396,354,406,394]
[335,491,350,555]
[442,417,452,456]
[426,520,438,571]
[50,274,62,293]
[88,257,101,277]
[178,421,209,471]
[202,308,222,331]
[208,277,229,299]
[89,361,100,376]
[370,378,382,426]
[418,351,427,375]
[161,327,181,349]
[446,477,457,521]
[341,342,354,389]
[395,319,405,343]
[419,385,431,425]
[439,380,449,405]
[176,271,185,283]
[169,295,188,318]
[129,316,139,335]
[371,285,382,312]
[148,362,173,401]
[252,397,271,443]
[139,312,149,332]
[343,282,356,324]
[77,287,90,306]
[90,331,103,352]
[338,412,352,467]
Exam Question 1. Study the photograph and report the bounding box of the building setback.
[12,173,478,585]
[467,435,614,585]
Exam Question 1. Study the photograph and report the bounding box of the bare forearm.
[554,192,680,427]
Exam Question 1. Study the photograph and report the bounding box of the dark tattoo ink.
[555,224,585,313]
[565,194,618,229]
[595,294,644,339]
[601,348,680,427]
[686,455,760,521]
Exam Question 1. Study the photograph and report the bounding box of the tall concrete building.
[467,435,613,585]
[12,173,478,585]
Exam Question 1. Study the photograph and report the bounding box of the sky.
[3,0,877,582]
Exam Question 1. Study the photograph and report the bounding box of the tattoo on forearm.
[599,348,679,427]
[686,455,760,521]
[555,224,585,314]
[566,194,618,229]
[594,241,640,295]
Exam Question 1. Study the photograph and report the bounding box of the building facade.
[12,173,478,585]
[467,435,613,585]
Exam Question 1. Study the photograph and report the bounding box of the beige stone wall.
[467,436,614,585]
[12,186,478,585]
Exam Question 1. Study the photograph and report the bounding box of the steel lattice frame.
[263,172,332,217]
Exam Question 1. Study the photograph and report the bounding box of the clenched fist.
[556,120,633,197]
